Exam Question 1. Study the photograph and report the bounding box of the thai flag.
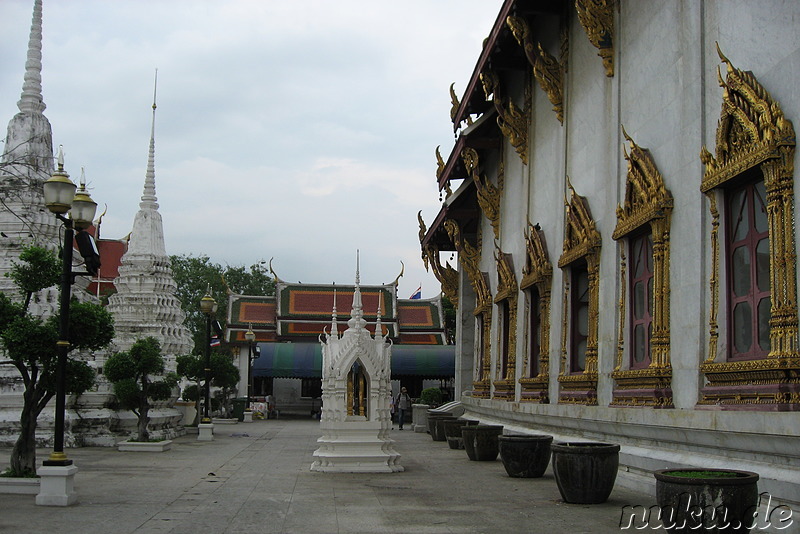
[409,286,422,299]
[210,336,221,347]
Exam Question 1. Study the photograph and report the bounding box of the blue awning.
[252,342,454,379]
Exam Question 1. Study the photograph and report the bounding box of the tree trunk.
[10,390,43,476]
[137,400,150,442]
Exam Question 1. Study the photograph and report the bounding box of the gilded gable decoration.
[493,246,518,400]
[446,218,492,396]
[418,212,459,308]
[558,180,601,404]
[480,69,531,164]
[463,147,504,239]
[575,0,614,77]
[698,45,800,409]
[435,146,445,180]
[507,15,565,124]
[520,223,552,403]
[611,129,674,407]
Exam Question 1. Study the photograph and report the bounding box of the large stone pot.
[551,442,620,504]
[462,425,503,461]
[426,410,450,435]
[443,419,479,450]
[431,416,459,442]
[653,469,760,533]
[498,434,553,478]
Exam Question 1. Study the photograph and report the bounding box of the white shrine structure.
[311,259,402,473]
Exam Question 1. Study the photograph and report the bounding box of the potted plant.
[551,441,620,504]
[462,425,504,461]
[499,434,553,478]
[105,337,178,451]
[653,468,760,533]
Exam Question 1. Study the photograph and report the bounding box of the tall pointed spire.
[17,0,46,114]
[347,250,366,331]
[140,69,159,211]
[330,288,339,338]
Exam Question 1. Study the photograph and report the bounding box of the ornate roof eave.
[438,109,502,192]
[421,182,480,252]
[451,0,562,130]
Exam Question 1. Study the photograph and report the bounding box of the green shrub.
[419,387,443,406]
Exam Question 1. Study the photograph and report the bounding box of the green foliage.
[176,352,239,390]
[441,294,456,344]
[419,387,444,406]
[170,254,275,354]
[182,384,199,402]
[0,245,113,475]
[104,337,177,442]
[6,246,60,297]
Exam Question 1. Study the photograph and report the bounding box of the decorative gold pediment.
[700,43,795,193]
[521,223,552,290]
[612,127,673,239]
[507,15,565,124]
[480,69,530,165]
[494,247,517,303]
[463,147,503,240]
[418,212,459,308]
[558,179,601,268]
[445,219,492,312]
[575,0,614,77]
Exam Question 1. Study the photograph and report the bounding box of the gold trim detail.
[557,180,600,404]
[493,247,518,400]
[519,223,553,403]
[610,129,674,407]
[446,219,493,394]
[575,0,614,77]
[464,148,504,240]
[480,69,531,164]
[507,15,565,124]
[698,45,799,408]
[418,212,459,308]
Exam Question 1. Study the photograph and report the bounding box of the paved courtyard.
[0,417,666,533]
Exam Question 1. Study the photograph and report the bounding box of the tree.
[104,337,178,442]
[0,246,114,476]
[176,352,239,423]
[170,254,275,354]
[441,294,456,345]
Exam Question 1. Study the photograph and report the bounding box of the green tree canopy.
[105,337,177,442]
[0,245,114,476]
[170,254,275,354]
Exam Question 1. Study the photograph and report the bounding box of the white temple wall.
[455,0,800,509]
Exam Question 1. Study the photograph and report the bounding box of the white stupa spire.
[347,250,367,331]
[17,0,45,114]
[106,71,193,359]
[330,288,339,338]
[140,69,159,211]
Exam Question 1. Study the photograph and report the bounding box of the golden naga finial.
[449,83,461,122]
[435,146,445,179]
[417,210,427,244]
[391,261,405,286]
[268,257,284,284]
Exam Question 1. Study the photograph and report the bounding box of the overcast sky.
[0,0,502,298]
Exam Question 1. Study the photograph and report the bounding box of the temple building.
[225,264,455,416]
[419,0,799,510]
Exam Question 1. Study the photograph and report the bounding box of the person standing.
[395,387,412,430]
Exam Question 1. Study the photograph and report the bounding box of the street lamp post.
[198,287,217,441]
[38,147,97,506]
[244,324,255,421]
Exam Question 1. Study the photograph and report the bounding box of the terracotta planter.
[431,416,459,442]
[443,419,479,450]
[461,425,503,461]
[498,434,553,478]
[654,468,760,533]
[551,442,620,504]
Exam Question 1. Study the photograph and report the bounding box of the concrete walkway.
[0,418,664,533]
